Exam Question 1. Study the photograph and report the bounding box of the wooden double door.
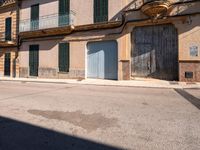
[132,24,178,81]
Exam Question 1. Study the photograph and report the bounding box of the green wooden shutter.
[4,53,11,76]
[5,17,12,41]
[94,0,108,23]
[59,0,70,26]
[29,45,39,76]
[59,43,70,72]
[31,4,39,30]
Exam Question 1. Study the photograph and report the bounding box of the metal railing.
[0,32,17,42]
[143,0,169,3]
[19,11,76,32]
[0,0,16,6]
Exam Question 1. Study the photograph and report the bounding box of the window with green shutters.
[31,4,39,30]
[59,0,70,26]
[59,43,70,72]
[94,0,108,23]
[5,17,12,41]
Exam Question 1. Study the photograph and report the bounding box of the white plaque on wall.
[190,45,198,57]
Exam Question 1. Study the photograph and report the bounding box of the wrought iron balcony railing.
[0,32,17,42]
[19,11,75,32]
[143,0,169,3]
[0,32,17,46]
[0,0,16,7]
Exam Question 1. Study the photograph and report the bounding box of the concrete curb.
[0,78,200,89]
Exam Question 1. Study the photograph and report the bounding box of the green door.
[4,53,11,76]
[59,0,70,26]
[59,43,70,72]
[94,0,108,23]
[31,4,39,30]
[5,17,12,41]
[29,45,39,76]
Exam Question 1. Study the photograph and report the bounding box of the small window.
[190,45,198,57]
[59,43,70,72]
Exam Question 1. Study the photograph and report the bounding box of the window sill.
[58,71,69,74]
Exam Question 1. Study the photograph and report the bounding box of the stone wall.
[179,62,200,82]
[19,67,85,79]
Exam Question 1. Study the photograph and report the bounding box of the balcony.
[19,11,75,39]
[0,0,16,8]
[20,11,75,32]
[142,0,171,17]
[0,32,17,47]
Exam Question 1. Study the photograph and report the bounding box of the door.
[87,41,118,80]
[5,17,12,41]
[59,43,70,72]
[29,45,39,76]
[132,27,153,77]
[4,53,11,76]
[31,4,39,30]
[59,0,70,26]
[132,24,178,80]
[94,0,108,23]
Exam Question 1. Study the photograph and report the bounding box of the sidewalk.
[0,77,200,89]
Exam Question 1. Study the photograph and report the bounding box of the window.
[59,0,70,26]
[31,4,39,30]
[59,43,70,72]
[94,0,108,23]
[5,17,12,41]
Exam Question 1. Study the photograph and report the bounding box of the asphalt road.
[0,81,200,150]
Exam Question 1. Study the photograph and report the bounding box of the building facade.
[0,0,19,78]
[5,0,200,81]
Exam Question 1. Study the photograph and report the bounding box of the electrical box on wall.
[185,72,193,78]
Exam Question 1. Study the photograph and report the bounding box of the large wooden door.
[132,24,178,80]
[29,45,39,76]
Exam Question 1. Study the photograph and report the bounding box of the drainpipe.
[106,11,200,36]
[14,0,21,78]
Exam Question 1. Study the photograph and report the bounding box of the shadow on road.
[0,116,123,150]
[174,89,200,109]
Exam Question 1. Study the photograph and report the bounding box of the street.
[0,81,200,150]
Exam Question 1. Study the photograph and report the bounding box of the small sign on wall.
[190,45,198,57]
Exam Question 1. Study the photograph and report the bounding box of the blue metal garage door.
[87,41,118,80]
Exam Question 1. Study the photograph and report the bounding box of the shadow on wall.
[20,0,57,10]
[110,0,142,21]
[64,0,145,41]
[176,15,200,40]
[20,39,60,52]
[87,41,118,80]
[0,116,123,150]
[131,24,179,81]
